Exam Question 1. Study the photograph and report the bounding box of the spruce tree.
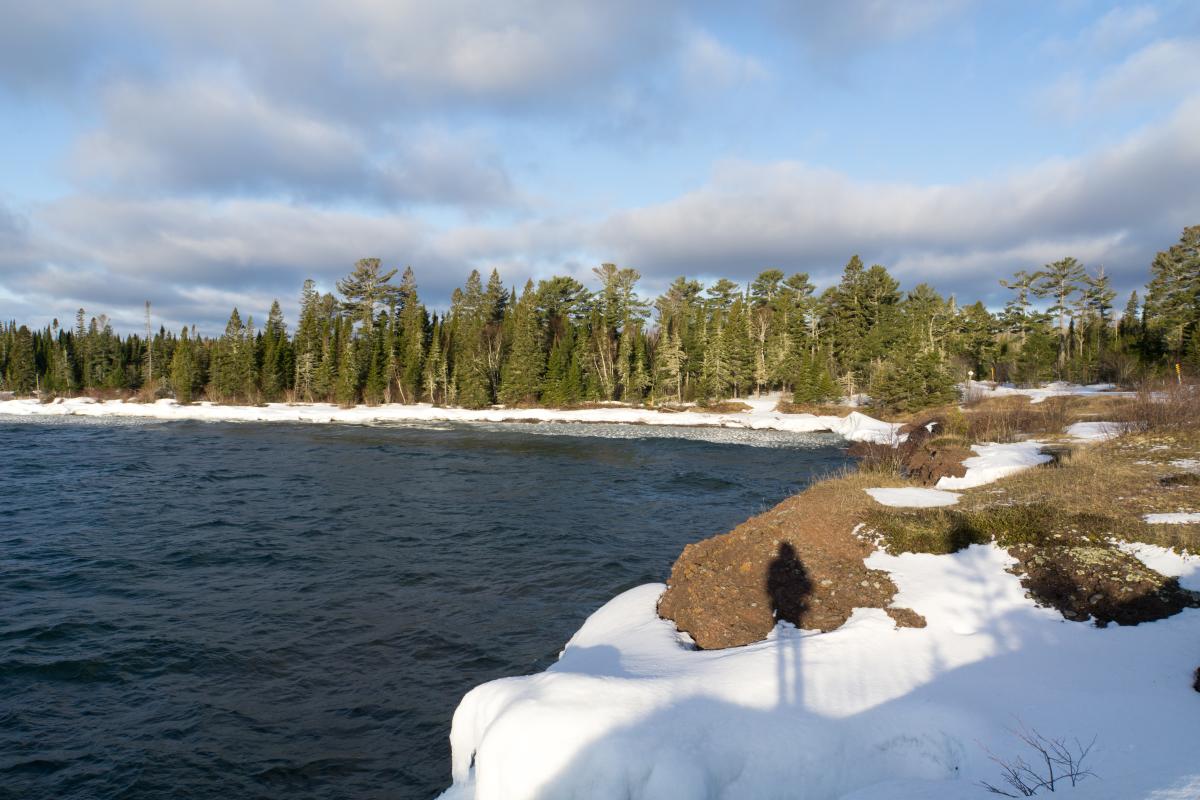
[499,280,545,405]
[170,328,196,403]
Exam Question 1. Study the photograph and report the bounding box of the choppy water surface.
[0,418,849,799]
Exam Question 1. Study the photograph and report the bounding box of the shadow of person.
[766,541,812,708]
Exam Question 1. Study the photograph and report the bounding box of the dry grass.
[954,434,1200,552]
[1119,381,1200,433]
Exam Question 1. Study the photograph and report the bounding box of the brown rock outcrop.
[846,416,969,486]
[657,479,897,649]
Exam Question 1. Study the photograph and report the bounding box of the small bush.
[1121,380,1200,433]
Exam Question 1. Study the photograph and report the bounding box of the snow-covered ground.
[964,380,1133,405]
[1143,513,1200,525]
[864,487,960,508]
[439,545,1200,800]
[0,395,906,445]
[1115,542,1200,591]
[935,441,1052,490]
[1066,421,1131,441]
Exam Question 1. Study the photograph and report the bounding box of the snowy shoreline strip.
[0,396,906,444]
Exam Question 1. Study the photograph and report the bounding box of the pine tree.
[499,280,545,405]
[170,327,196,403]
[260,300,289,401]
[335,318,359,406]
[1144,225,1200,359]
[397,267,426,403]
[6,325,36,394]
[654,326,686,403]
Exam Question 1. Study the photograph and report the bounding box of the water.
[0,418,850,800]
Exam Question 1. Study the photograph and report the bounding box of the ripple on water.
[0,418,849,799]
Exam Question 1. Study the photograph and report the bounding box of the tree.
[6,325,36,393]
[396,267,426,402]
[499,281,545,405]
[1144,225,1200,359]
[211,308,256,402]
[1034,257,1085,373]
[338,258,400,333]
[260,300,290,401]
[170,327,196,403]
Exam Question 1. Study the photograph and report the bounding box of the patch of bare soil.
[1007,542,1200,626]
[657,479,898,649]
[885,607,927,628]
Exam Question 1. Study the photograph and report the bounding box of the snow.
[1115,542,1200,591]
[964,380,1132,405]
[0,395,907,444]
[1065,421,1130,441]
[439,544,1200,800]
[1143,513,1200,525]
[864,488,960,508]
[935,442,1052,490]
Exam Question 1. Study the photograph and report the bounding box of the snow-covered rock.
[440,544,1200,800]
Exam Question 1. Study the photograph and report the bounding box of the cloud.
[774,0,969,61]
[1084,4,1159,51]
[0,1,682,115]
[594,97,1200,299]
[6,96,1200,330]
[1037,37,1200,120]
[680,30,767,90]
[70,75,519,209]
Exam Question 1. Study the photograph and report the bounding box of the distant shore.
[0,393,908,444]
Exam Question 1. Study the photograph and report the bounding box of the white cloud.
[594,97,1200,295]
[1037,37,1200,120]
[1085,4,1159,51]
[71,75,520,209]
[680,31,767,90]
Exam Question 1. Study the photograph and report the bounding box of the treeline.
[1,226,1197,412]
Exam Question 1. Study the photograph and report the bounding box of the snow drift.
[439,544,1200,800]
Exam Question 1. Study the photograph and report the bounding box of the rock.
[658,480,897,649]
[1007,543,1200,626]
[847,415,969,485]
[1194,667,1200,693]
[885,607,927,628]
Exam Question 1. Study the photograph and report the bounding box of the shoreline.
[437,403,1200,800]
[0,394,906,444]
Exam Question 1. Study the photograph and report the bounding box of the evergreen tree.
[260,299,290,401]
[499,281,545,405]
[170,327,196,403]
[6,325,36,393]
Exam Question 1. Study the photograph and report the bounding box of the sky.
[1,1,1199,334]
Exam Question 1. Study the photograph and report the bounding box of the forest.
[1,225,1197,412]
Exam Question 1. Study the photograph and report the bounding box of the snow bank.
[964,380,1132,405]
[1143,513,1200,525]
[0,395,906,444]
[1115,542,1200,591]
[864,487,960,508]
[1065,421,1130,441]
[440,545,1200,800]
[935,442,1052,490]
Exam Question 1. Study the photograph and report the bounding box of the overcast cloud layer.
[1,1,1198,332]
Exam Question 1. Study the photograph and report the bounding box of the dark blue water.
[0,418,849,800]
